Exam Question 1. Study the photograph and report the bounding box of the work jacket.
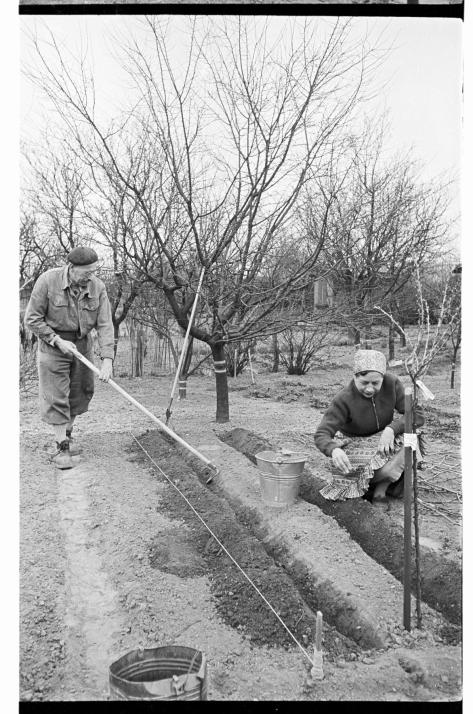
[314,373,425,457]
[24,266,115,360]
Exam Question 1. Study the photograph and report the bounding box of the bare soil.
[19,351,462,702]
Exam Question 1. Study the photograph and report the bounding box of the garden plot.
[20,359,461,701]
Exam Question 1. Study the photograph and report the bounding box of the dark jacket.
[24,266,115,360]
[314,372,424,457]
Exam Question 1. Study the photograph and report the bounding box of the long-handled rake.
[69,345,218,483]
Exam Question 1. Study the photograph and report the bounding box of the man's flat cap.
[67,247,99,266]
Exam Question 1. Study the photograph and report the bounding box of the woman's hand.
[377,427,395,456]
[331,447,352,475]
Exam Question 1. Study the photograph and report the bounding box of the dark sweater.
[314,372,424,457]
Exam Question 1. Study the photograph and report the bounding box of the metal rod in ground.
[68,346,218,479]
[403,387,414,631]
[413,447,423,628]
[166,267,206,424]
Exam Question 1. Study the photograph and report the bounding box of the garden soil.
[20,366,462,702]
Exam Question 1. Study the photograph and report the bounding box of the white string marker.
[416,379,435,401]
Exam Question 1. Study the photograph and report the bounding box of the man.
[24,247,114,469]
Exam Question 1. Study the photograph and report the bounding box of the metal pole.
[403,387,413,630]
[69,346,218,477]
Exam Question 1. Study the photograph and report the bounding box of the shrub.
[280,326,329,375]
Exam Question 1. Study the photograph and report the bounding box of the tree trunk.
[211,342,230,423]
[128,321,135,376]
[113,322,120,359]
[450,343,459,389]
[169,337,179,369]
[179,337,194,400]
[392,322,406,348]
[388,323,395,361]
[135,326,145,377]
[348,326,360,345]
[399,323,407,347]
[271,333,280,373]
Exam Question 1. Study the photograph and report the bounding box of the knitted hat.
[67,247,99,266]
[353,349,386,375]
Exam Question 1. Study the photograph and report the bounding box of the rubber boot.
[66,429,82,456]
[53,439,75,470]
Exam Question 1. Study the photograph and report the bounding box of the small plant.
[375,264,460,386]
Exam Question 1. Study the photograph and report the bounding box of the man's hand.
[331,447,352,475]
[378,427,395,456]
[54,337,77,355]
[99,358,113,382]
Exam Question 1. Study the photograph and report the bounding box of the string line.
[131,433,314,666]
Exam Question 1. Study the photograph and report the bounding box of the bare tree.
[82,159,164,358]
[301,120,456,346]
[22,138,92,255]
[19,209,57,290]
[24,16,384,421]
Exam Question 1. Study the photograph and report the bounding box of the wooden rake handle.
[69,346,219,477]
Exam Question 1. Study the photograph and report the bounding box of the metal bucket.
[109,645,207,701]
[255,450,307,507]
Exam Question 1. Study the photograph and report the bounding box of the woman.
[314,350,424,502]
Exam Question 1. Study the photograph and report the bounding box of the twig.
[417,477,462,498]
[417,498,460,525]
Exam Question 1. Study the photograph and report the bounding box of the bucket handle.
[186,650,200,675]
[170,650,204,695]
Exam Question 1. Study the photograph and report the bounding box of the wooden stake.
[412,381,422,628]
[310,611,324,680]
[403,388,413,631]
[413,448,423,628]
[167,268,205,416]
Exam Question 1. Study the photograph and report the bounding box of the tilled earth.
[19,367,462,702]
